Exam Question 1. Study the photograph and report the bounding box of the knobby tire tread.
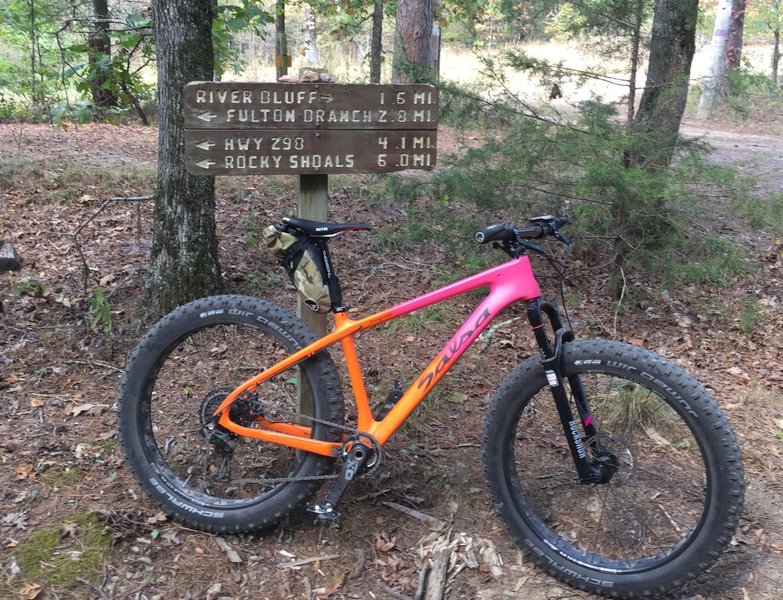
[482,339,744,599]
[117,295,345,534]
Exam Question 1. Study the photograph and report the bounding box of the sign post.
[184,80,438,322]
[184,80,438,411]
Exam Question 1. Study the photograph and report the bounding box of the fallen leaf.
[161,529,181,545]
[67,403,109,417]
[324,571,345,595]
[18,582,42,599]
[375,531,396,552]
[30,398,44,408]
[15,465,34,480]
[147,511,167,524]
[3,512,28,529]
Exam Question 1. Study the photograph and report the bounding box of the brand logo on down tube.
[417,308,491,393]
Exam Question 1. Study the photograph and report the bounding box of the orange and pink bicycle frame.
[212,256,544,458]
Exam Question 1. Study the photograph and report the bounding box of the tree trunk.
[625,0,645,133]
[303,6,318,65]
[772,0,781,86]
[89,0,119,113]
[145,0,223,314]
[611,0,698,298]
[391,0,433,83]
[727,0,747,70]
[275,0,287,80]
[632,0,698,169]
[28,0,39,107]
[697,0,733,117]
[370,0,383,83]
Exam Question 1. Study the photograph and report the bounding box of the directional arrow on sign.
[194,140,215,150]
[197,111,217,122]
[196,159,215,169]
[320,92,334,103]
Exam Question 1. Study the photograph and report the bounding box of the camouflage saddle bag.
[262,225,333,313]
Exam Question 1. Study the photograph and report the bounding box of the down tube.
[368,292,517,445]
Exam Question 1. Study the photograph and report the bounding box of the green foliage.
[11,279,44,297]
[657,235,748,286]
[13,511,110,589]
[213,0,273,77]
[90,286,113,334]
[550,0,651,42]
[739,296,763,335]
[431,77,767,289]
[719,64,781,119]
[0,0,70,119]
[0,0,272,121]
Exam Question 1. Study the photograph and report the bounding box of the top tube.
[386,256,542,320]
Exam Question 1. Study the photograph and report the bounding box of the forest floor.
[0,117,782,600]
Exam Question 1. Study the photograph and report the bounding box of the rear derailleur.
[198,387,257,455]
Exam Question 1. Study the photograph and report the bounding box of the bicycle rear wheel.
[118,295,344,533]
[482,340,744,598]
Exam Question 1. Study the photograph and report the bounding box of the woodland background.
[1,1,783,599]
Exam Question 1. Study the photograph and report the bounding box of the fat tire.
[482,339,744,598]
[118,295,344,533]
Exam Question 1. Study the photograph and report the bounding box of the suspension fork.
[524,299,608,484]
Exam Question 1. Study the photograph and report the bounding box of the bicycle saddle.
[281,216,372,237]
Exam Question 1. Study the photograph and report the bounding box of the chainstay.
[247,396,359,438]
[212,395,359,485]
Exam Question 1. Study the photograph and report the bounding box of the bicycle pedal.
[308,502,342,525]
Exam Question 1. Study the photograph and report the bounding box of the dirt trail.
[1,122,782,600]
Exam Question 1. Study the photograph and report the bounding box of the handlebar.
[475,216,571,255]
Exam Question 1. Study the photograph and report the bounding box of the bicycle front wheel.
[482,339,744,598]
[118,295,344,534]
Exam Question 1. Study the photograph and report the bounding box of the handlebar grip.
[475,224,511,244]
[516,225,546,239]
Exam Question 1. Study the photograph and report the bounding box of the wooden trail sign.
[184,82,438,176]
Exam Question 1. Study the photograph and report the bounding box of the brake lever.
[520,239,546,256]
[553,230,572,248]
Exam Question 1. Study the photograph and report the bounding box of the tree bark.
[611,0,698,298]
[275,0,287,80]
[697,0,733,118]
[632,0,698,169]
[145,0,223,314]
[625,0,645,132]
[772,0,781,86]
[89,0,119,113]
[392,0,433,83]
[303,6,319,65]
[727,0,747,70]
[370,0,383,83]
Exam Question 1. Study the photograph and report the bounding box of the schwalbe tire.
[117,295,344,534]
[482,339,744,598]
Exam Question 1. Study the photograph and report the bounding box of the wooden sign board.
[185,130,436,175]
[184,82,438,175]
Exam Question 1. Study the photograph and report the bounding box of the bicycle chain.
[215,393,366,486]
